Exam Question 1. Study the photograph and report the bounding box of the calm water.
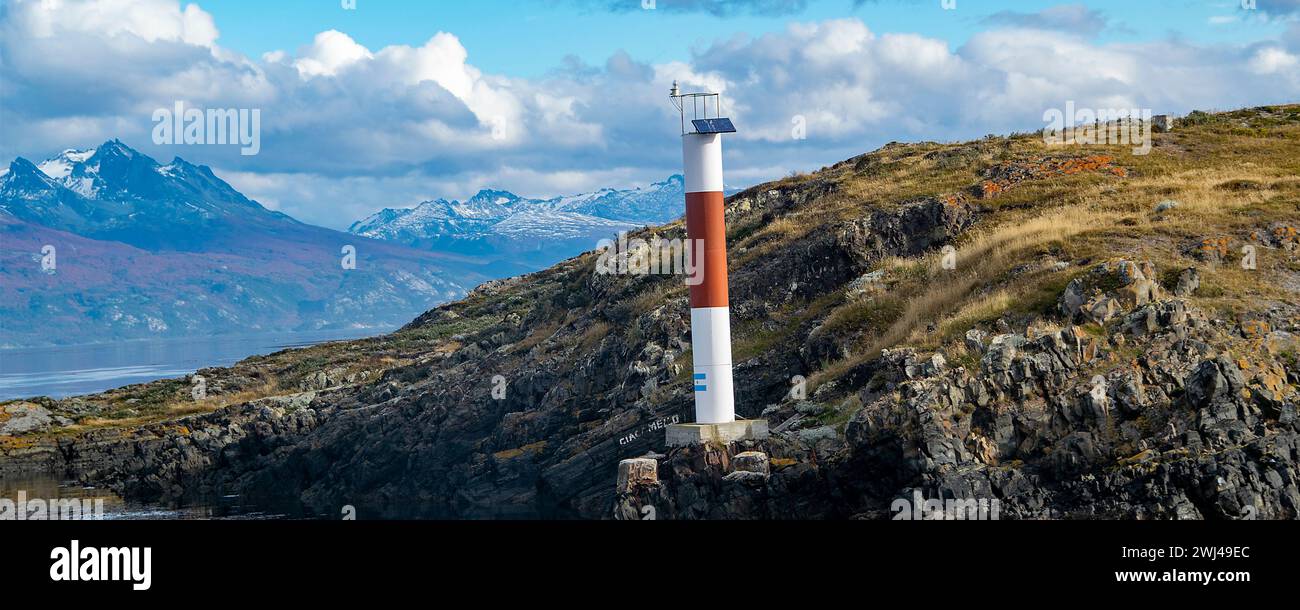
[0,330,379,518]
[0,475,294,520]
[0,328,390,401]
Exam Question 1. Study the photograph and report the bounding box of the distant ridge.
[348,175,691,270]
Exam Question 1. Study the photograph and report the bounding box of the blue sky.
[210,1,966,74]
[202,0,1292,75]
[2,0,1298,229]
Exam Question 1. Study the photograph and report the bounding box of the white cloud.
[982,4,1112,38]
[12,0,218,47]
[1249,46,1300,74]
[796,18,874,62]
[290,30,373,77]
[2,0,1299,231]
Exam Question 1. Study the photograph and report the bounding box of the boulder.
[1059,260,1162,324]
[1186,355,1246,410]
[846,270,887,297]
[733,451,771,476]
[616,458,659,494]
[0,403,59,435]
[1173,268,1200,297]
[723,470,769,485]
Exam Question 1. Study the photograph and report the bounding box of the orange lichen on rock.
[1199,236,1231,260]
[979,182,1003,198]
[1272,225,1298,248]
[1241,319,1271,338]
[975,155,1128,199]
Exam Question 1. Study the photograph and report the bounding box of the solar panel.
[691,118,736,134]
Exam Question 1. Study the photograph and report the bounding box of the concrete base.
[666,419,769,447]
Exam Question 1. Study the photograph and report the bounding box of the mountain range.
[0,140,493,347]
[347,176,691,272]
[0,141,698,348]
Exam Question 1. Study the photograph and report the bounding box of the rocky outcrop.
[834,196,977,272]
[723,192,977,314]
[0,392,328,510]
[0,402,70,435]
[612,440,839,520]
[833,287,1299,519]
[975,155,1127,199]
[1059,259,1162,324]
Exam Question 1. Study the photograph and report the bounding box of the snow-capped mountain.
[553,175,685,223]
[490,209,640,240]
[0,140,494,347]
[346,189,525,245]
[348,175,688,271]
[2,139,296,251]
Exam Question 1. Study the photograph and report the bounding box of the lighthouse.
[665,82,768,447]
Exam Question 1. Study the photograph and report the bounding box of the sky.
[2,0,1299,229]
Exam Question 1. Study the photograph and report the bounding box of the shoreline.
[0,326,395,401]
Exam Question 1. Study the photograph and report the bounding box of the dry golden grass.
[937,289,1015,339]
[627,281,684,316]
[69,381,285,433]
[810,206,1114,387]
[577,321,611,352]
[513,321,561,354]
[884,207,1110,346]
[1123,167,1280,218]
[732,213,816,261]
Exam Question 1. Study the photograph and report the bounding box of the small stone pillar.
[616,457,659,494]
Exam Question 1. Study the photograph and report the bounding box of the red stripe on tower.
[684,191,728,308]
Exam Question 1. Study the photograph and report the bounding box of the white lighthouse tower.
[665,82,768,447]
